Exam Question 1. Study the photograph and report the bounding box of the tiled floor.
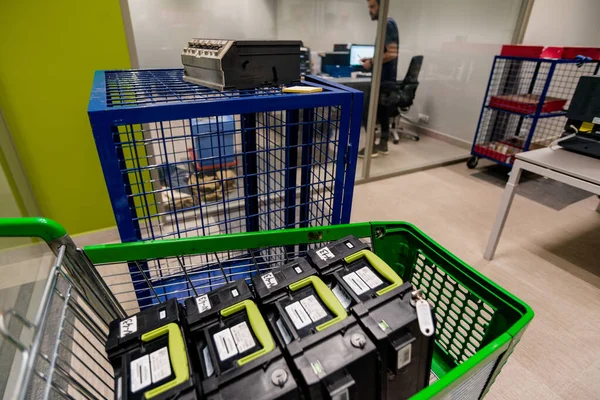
[355,130,469,179]
[351,163,600,399]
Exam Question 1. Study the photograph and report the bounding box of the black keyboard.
[560,133,600,159]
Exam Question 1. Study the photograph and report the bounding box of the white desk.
[322,76,372,85]
[484,148,600,260]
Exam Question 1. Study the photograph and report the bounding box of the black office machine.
[307,237,435,400]
[252,259,379,400]
[182,39,302,91]
[105,299,197,399]
[320,51,351,77]
[184,280,299,400]
[300,46,312,76]
[559,75,600,158]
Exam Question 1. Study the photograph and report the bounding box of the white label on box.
[196,294,212,314]
[159,310,166,320]
[231,288,239,297]
[276,318,293,345]
[345,241,354,249]
[261,272,278,289]
[331,284,352,309]
[150,347,171,383]
[315,247,335,261]
[213,328,238,361]
[285,301,311,329]
[397,343,412,370]
[230,321,255,353]
[593,116,600,124]
[300,295,328,323]
[202,346,214,377]
[120,316,137,338]
[294,266,303,274]
[130,354,151,393]
[356,266,384,289]
[343,272,369,295]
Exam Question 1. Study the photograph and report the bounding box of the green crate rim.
[0,218,533,399]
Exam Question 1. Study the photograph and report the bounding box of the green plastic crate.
[0,219,532,399]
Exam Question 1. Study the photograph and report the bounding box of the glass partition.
[365,0,525,179]
[126,0,526,181]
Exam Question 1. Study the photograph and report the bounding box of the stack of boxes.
[106,237,434,400]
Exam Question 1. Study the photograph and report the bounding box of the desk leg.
[596,197,600,213]
[484,161,524,260]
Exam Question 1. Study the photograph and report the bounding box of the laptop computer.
[559,75,600,159]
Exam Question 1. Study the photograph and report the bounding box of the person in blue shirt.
[358,0,399,158]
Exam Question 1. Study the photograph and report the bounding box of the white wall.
[523,0,600,46]
[390,0,523,143]
[275,0,375,52]
[128,0,278,68]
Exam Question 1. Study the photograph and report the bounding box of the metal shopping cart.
[0,218,533,399]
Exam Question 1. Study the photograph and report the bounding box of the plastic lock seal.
[415,300,434,337]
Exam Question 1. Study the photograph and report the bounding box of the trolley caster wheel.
[467,156,479,169]
[393,139,400,144]
[412,136,420,141]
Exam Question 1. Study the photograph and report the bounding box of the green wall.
[0,1,131,234]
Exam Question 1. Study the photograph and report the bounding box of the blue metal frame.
[492,55,600,64]
[470,56,499,160]
[522,62,557,152]
[470,57,600,166]
[88,69,363,308]
[484,106,567,119]
[241,113,259,232]
[305,75,364,223]
[284,109,300,230]
[299,107,315,229]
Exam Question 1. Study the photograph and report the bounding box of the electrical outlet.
[418,113,430,124]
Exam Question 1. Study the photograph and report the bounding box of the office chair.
[389,55,424,143]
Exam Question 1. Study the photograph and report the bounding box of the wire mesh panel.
[88,70,362,308]
[0,247,116,400]
[97,245,302,316]
[472,56,600,166]
[95,236,357,316]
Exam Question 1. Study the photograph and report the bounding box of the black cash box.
[105,299,197,399]
[252,258,379,400]
[184,280,299,400]
[308,237,435,400]
[182,39,302,91]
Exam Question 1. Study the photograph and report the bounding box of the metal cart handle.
[0,217,67,242]
[0,217,125,323]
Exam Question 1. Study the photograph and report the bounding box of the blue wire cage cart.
[468,55,600,168]
[87,69,363,308]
